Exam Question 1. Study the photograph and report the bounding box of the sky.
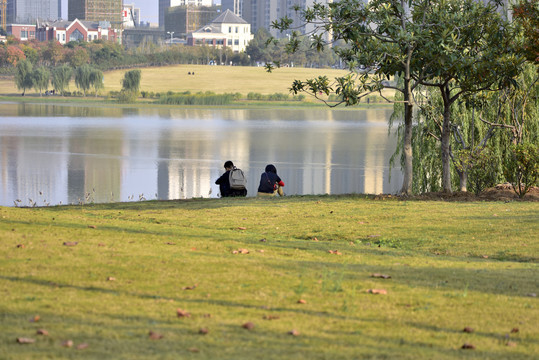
[61,1,221,24]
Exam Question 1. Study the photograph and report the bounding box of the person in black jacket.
[257,164,285,196]
[215,160,247,197]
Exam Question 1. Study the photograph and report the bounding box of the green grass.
[1,195,537,359]
[0,65,395,103]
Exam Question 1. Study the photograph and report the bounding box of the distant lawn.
[0,196,537,359]
[0,65,395,101]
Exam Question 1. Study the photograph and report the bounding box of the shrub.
[467,148,499,195]
[503,143,539,198]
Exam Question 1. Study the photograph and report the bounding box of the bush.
[118,89,137,103]
[503,143,539,198]
[467,148,499,195]
[157,91,235,106]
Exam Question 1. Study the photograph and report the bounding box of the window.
[235,27,238,33]
[227,39,232,45]
[70,29,84,42]
[216,39,224,45]
[234,39,239,45]
[21,30,28,38]
[228,26,232,33]
[29,31,35,38]
[62,33,65,41]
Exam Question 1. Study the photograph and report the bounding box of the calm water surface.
[0,102,402,206]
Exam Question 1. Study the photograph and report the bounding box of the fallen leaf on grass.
[98,243,106,247]
[176,308,191,318]
[36,329,49,336]
[461,343,476,350]
[232,248,249,254]
[371,273,392,279]
[511,328,519,333]
[367,289,387,295]
[288,329,300,336]
[463,327,474,333]
[88,225,97,229]
[297,299,307,304]
[16,244,25,248]
[506,341,517,347]
[328,250,342,255]
[63,242,78,247]
[482,255,489,259]
[312,237,319,241]
[203,313,212,318]
[149,331,163,340]
[16,337,35,344]
[199,328,209,335]
[107,277,116,281]
[77,343,89,350]
[62,340,74,347]
[188,348,200,353]
[182,284,197,290]
[242,322,255,330]
[237,227,247,230]
[166,242,176,245]
[29,315,40,322]
[259,238,267,242]
[263,315,280,320]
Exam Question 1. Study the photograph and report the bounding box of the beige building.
[187,9,253,53]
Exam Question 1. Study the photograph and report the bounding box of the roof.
[38,19,110,30]
[210,9,248,24]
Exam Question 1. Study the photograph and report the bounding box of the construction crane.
[0,0,6,31]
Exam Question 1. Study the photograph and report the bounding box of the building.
[6,0,61,24]
[187,9,253,53]
[123,27,165,49]
[159,0,213,28]
[123,3,140,28]
[165,5,219,39]
[222,0,334,39]
[68,0,122,29]
[35,18,120,43]
[7,23,36,40]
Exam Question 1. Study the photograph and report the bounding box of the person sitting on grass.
[257,164,284,196]
[215,160,247,197]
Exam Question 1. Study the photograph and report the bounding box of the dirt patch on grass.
[393,184,539,202]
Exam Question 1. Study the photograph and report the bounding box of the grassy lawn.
[1,196,537,359]
[0,65,395,101]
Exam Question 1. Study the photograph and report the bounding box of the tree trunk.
[459,171,467,192]
[441,86,452,193]
[400,81,413,195]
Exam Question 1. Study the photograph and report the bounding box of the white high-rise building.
[7,0,61,24]
[159,0,214,28]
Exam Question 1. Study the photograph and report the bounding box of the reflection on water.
[0,103,402,206]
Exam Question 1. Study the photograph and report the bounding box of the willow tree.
[15,59,34,96]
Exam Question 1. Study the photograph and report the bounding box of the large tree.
[51,64,73,95]
[32,66,50,96]
[413,0,523,192]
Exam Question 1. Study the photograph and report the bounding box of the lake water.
[0,102,402,207]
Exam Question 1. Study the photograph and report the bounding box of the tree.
[42,40,65,66]
[74,64,92,96]
[51,64,73,95]
[32,66,50,96]
[412,0,523,193]
[15,59,34,96]
[66,47,90,68]
[272,0,436,195]
[119,69,141,103]
[89,68,104,97]
[513,0,539,64]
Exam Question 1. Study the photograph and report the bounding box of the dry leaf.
[242,322,255,330]
[297,299,307,304]
[312,237,319,241]
[288,329,300,336]
[482,255,489,259]
[107,277,116,281]
[199,328,209,335]
[176,308,191,318]
[16,337,35,344]
[29,315,40,323]
[188,348,200,353]
[203,313,212,318]
[463,327,474,333]
[149,331,163,340]
[62,340,74,348]
[367,289,387,295]
[511,328,519,333]
[36,329,49,336]
[88,225,97,229]
[77,343,89,350]
[506,341,517,347]
[461,343,476,350]
[371,273,392,279]
[328,250,342,255]
[233,248,249,254]
[258,249,265,253]
[259,238,267,242]
[98,243,106,247]
[166,242,176,245]
[238,227,247,230]
[263,315,280,320]
[63,242,78,246]
[16,244,25,248]
[182,284,197,290]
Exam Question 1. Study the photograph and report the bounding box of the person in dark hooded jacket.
[257,164,285,196]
